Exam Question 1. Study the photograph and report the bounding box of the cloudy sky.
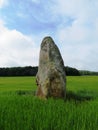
[0,0,98,71]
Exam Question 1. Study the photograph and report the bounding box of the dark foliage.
[65,66,80,76]
[79,70,98,76]
[0,66,80,76]
[0,66,38,76]
[66,91,93,102]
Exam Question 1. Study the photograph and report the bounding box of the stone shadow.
[66,90,94,102]
[16,90,94,103]
[16,90,35,96]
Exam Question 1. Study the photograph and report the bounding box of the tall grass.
[0,76,98,130]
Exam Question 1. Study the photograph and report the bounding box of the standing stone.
[36,36,66,99]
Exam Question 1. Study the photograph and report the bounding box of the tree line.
[79,70,98,76]
[0,66,81,76]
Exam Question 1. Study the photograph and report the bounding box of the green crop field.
[0,76,98,130]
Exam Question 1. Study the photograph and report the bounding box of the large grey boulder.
[36,36,66,99]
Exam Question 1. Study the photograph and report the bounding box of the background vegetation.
[1,66,98,77]
[0,66,81,76]
[79,70,98,76]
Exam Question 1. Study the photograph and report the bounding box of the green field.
[0,76,98,130]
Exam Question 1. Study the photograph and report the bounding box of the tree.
[0,66,81,76]
[65,66,80,76]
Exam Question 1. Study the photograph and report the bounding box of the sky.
[0,0,98,71]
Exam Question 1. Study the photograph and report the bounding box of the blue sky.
[0,0,98,71]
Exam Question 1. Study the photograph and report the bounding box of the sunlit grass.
[0,77,36,92]
[0,76,98,130]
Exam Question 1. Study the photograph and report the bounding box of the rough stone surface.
[36,36,66,99]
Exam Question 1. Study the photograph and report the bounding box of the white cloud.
[60,42,98,71]
[0,0,4,7]
[56,21,89,44]
[0,0,98,71]
[0,21,39,67]
[52,0,98,37]
[50,0,98,71]
[0,0,8,8]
